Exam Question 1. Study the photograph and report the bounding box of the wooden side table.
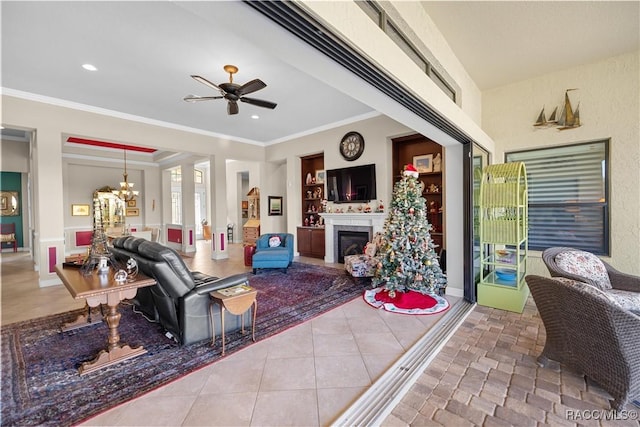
[209,285,257,355]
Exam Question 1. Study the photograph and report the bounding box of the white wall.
[1,139,29,172]
[483,51,640,275]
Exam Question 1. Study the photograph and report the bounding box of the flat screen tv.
[326,164,377,203]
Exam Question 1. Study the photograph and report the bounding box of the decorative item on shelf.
[429,200,439,213]
[304,217,309,226]
[306,172,313,184]
[306,190,313,199]
[433,153,442,172]
[363,203,372,213]
[428,183,439,193]
[377,200,384,213]
[347,205,354,213]
[314,187,322,199]
[315,170,325,184]
[112,149,139,203]
[404,163,420,178]
[412,155,433,174]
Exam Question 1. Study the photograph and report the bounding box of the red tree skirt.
[363,287,450,315]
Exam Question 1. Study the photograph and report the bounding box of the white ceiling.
[2,1,638,147]
[421,1,640,91]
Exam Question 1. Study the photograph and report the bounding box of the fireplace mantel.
[319,213,386,263]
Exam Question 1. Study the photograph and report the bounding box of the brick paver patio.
[383,298,640,426]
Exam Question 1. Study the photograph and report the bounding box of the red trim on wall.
[48,247,56,273]
[75,231,93,247]
[167,228,182,243]
[220,233,225,251]
[67,137,156,153]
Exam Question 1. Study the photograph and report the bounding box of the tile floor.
[1,241,458,426]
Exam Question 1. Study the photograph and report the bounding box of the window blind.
[506,141,609,254]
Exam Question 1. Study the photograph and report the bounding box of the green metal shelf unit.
[477,162,529,313]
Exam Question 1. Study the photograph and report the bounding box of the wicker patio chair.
[525,275,640,410]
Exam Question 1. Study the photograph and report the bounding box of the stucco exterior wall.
[482,50,640,275]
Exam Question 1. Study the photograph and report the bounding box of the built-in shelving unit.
[392,134,445,252]
[298,154,325,259]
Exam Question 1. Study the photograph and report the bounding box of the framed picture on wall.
[268,196,283,216]
[71,204,90,216]
[413,154,433,173]
[126,208,140,217]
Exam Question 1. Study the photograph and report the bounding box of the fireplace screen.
[337,231,369,263]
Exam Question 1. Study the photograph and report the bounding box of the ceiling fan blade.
[240,97,277,109]
[237,79,266,96]
[183,95,224,102]
[228,100,239,115]
[191,75,223,92]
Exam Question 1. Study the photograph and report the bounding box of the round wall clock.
[339,131,365,161]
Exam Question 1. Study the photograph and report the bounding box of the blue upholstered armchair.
[252,233,294,274]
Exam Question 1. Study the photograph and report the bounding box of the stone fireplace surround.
[319,213,386,263]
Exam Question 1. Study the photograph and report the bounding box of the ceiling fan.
[183,65,277,115]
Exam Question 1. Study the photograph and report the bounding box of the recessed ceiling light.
[82,64,97,71]
[251,115,259,120]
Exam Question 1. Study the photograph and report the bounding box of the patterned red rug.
[1,262,368,426]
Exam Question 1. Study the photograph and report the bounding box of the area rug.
[363,287,449,315]
[1,262,369,427]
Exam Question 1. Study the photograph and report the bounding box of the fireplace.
[333,225,372,263]
[319,213,385,263]
[337,230,370,263]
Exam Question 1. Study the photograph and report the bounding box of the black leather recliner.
[111,236,250,345]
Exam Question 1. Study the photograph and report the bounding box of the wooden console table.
[55,265,156,375]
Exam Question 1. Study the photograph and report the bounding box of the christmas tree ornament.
[403,163,419,178]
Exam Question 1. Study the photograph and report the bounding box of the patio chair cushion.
[555,250,612,291]
[608,289,640,315]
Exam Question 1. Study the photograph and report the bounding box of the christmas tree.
[373,164,446,296]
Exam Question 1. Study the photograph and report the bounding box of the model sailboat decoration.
[533,106,558,127]
[533,89,581,130]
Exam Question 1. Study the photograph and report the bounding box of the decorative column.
[180,162,196,254]
[210,155,229,260]
[34,128,66,287]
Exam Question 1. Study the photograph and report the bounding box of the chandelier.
[112,149,139,202]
